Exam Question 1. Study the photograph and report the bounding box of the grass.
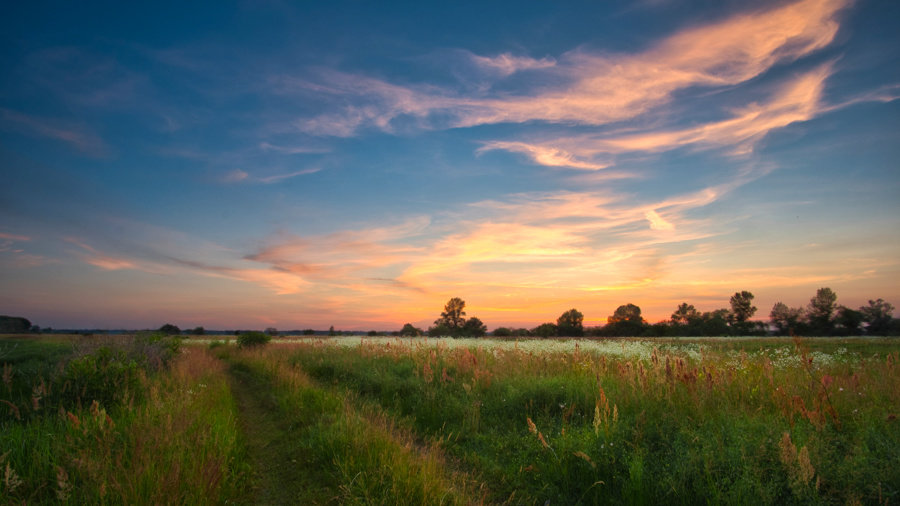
[2,335,898,504]
[1,336,246,504]
[283,336,900,504]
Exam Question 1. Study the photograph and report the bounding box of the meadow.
[1,334,898,504]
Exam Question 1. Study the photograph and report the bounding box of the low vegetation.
[2,334,897,504]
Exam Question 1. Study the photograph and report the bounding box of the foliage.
[191,326,205,335]
[265,327,279,336]
[556,308,584,337]
[0,315,32,333]
[400,323,423,337]
[463,317,487,337]
[158,323,181,335]
[860,298,895,334]
[671,303,699,325]
[0,346,246,503]
[303,328,316,335]
[729,290,757,325]
[237,331,271,348]
[807,287,838,335]
[434,297,467,330]
[493,327,513,337]
[532,322,558,338]
[285,337,900,505]
[770,302,805,336]
[429,297,487,338]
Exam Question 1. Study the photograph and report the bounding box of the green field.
[1,335,898,504]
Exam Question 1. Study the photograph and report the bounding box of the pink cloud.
[0,108,109,156]
[288,0,848,135]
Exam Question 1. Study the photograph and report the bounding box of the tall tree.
[770,302,804,335]
[835,306,864,335]
[0,316,32,333]
[859,298,895,335]
[608,304,643,324]
[435,297,467,330]
[671,303,699,325]
[807,287,837,335]
[399,323,423,336]
[604,304,646,336]
[557,308,584,336]
[729,291,757,323]
[463,317,487,337]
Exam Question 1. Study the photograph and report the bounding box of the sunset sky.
[2,0,899,330]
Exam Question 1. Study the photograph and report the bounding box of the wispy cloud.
[0,108,109,156]
[0,232,31,242]
[65,237,137,270]
[468,52,556,77]
[221,167,321,184]
[285,0,848,136]
[477,141,609,170]
[258,141,330,154]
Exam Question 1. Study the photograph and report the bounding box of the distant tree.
[556,308,584,337]
[463,317,487,337]
[859,298,895,335]
[428,324,452,337]
[191,326,205,336]
[328,325,336,336]
[609,304,643,324]
[532,323,558,338]
[302,328,316,335]
[265,327,279,336]
[367,330,379,336]
[0,316,33,334]
[237,331,271,348]
[770,302,805,335]
[697,309,731,336]
[492,327,513,337]
[399,323,423,337]
[671,303,699,325]
[729,291,757,323]
[429,297,487,337]
[435,297,467,330]
[835,306,864,335]
[807,287,838,335]
[158,323,181,335]
[602,303,647,336]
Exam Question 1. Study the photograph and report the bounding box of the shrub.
[237,331,271,348]
[60,346,142,408]
[158,323,181,335]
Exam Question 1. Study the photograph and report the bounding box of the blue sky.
[1,0,898,330]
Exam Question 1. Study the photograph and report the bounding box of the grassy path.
[227,363,337,505]
[222,349,480,505]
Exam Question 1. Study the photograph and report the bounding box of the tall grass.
[0,339,247,504]
[283,337,900,504]
[224,346,483,505]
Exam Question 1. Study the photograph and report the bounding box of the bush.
[61,346,142,408]
[237,331,271,348]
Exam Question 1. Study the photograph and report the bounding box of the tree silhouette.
[463,317,487,337]
[770,302,804,335]
[671,303,699,325]
[729,291,757,323]
[859,298,894,335]
[807,287,837,334]
[399,323,423,336]
[556,308,584,336]
[435,297,467,330]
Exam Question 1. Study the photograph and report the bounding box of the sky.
[1,0,899,330]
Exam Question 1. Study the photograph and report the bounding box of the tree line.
[398,288,898,338]
[4,287,896,338]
